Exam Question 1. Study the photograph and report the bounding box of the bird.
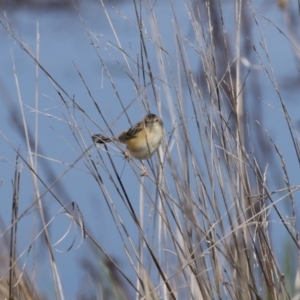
[92,113,163,174]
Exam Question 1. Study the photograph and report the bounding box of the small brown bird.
[92,113,163,162]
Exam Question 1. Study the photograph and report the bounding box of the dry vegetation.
[1,0,300,299]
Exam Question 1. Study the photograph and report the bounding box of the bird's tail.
[92,134,114,144]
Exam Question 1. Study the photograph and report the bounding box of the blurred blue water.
[0,2,185,298]
[0,1,300,299]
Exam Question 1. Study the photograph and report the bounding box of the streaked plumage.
[92,113,163,160]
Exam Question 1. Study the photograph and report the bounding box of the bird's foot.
[140,166,148,177]
[123,151,130,161]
